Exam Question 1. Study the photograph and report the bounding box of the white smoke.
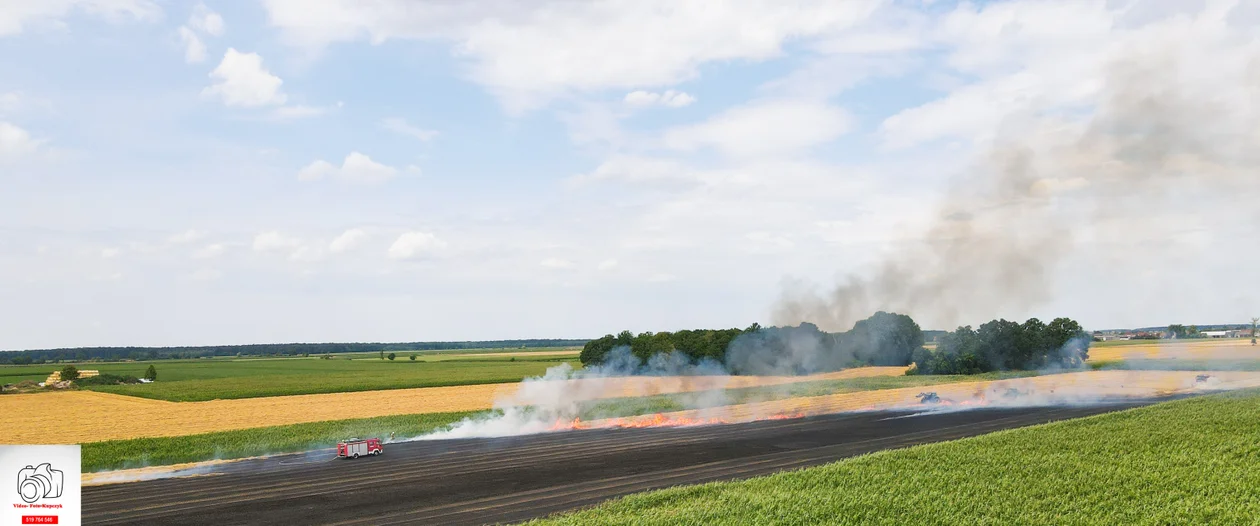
[415,347,734,440]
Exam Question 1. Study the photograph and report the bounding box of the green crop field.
[0,349,580,401]
[533,389,1260,525]
[83,410,482,472]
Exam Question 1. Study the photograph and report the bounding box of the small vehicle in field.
[337,438,384,459]
[916,392,941,404]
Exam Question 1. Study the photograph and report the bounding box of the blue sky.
[1,0,1257,348]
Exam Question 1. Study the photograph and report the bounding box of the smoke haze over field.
[774,13,1260,332]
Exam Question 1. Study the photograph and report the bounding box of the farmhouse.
[1201,330,1242,339]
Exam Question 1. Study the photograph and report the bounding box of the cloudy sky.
[2,0,1257,349]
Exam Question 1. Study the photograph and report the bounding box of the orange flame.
[549,411,807,432]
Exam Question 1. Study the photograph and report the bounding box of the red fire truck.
[337,437,384,459]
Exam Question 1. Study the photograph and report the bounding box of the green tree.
[387,353,396,361]
[379,350,385,360]
[144,365,157,381]
[60,365,80,382]
[579,334,617,365]
[409,354,417,361]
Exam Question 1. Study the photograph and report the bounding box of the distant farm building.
[1201,330,1243,339]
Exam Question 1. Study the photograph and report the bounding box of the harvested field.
[593,370,1260,427]
[3,366,909,444]
[1089,340,1259,362]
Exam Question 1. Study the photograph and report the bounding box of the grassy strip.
[532,389,1260,525]
[82,410,486,472]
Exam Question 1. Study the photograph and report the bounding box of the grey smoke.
[775,44,1260,332]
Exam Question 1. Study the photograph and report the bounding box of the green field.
[83,410,482,472]
[1,349,579,401]
[533,389,1260,525]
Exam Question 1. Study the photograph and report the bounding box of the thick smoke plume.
[774,42,1260,331]
[417,347,744,439]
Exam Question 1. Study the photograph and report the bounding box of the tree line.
[581,311,924,375]
[582,313,1091,376]
[910,317,1090,375]
[0,339,589,365]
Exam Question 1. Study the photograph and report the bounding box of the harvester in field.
[337,437,384,459]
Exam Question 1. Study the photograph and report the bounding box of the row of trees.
[582,313,1091,377]
[910,318,1090,375]
[0,339,589,364]
[580,311,925,375]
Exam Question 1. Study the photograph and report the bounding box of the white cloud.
[179,4,223,64]
[569,155,698,187]
[388,231,447,260]
[329,228,366,253]
[252,231,301,252]
[178,26,206,63]
[0,121,41,160]
[646,273,677,283]
[202,48,287,107]
[381,117,438,141]
[168,229,205,244]
[540,258,575,270]
[192,243,224,259]
[0,0,159,37]
[663,99,852,158]
[261,0,882,111]
[100,247,121,259]
[597,259,618,271]
[623,89,696,108]
[270,104,337,119]
[298,152,398,184]
[189,3,223,36]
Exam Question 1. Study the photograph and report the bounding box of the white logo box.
[0,445,80,526]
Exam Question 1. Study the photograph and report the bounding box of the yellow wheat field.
[1088,340,1259,362]
[0,366,908,444]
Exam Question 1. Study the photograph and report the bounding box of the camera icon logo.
[16,463,63,504]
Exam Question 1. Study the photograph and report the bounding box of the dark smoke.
[774,46,1259,331]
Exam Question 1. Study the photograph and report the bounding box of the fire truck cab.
[337,437,384,459]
